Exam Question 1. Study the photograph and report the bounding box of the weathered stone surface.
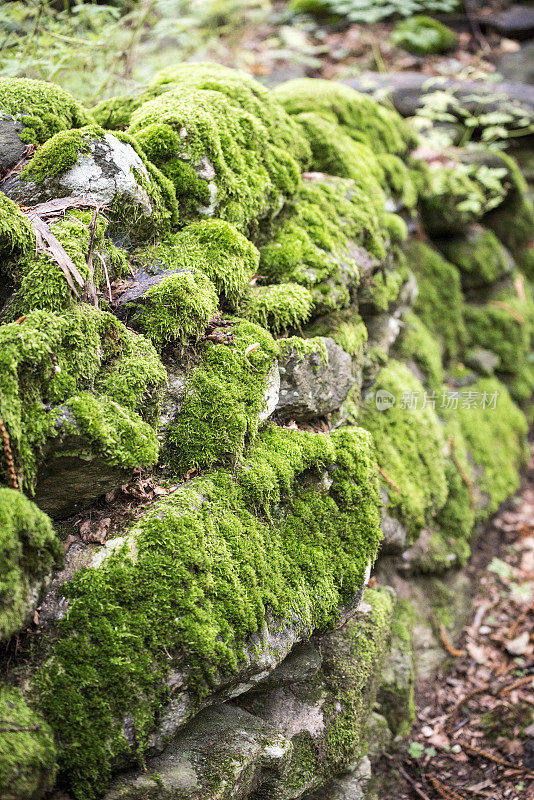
[478,5,534,40]
[276,337,354,420]
[105,588,395,800]
[32,407,131,519]
[1,133,157,239]
[381,490,408,554]
[498,41,534,85]
[305,757,372,800]
[0,116,27,175]
[466,347,500,375]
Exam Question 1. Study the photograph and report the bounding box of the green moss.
[464,282,534,402]
[0,489,62,641]
[59,393,159,469]
[0,77,92,144]
[391,15,458,55]
[358,263,409,314]
[378,598,415,738]
[274,79,416,156]
[10,210,131,317]
[122,269,218,350]
[442,376,528,518]
[91,93,141,129]
[394,312,443,392]
[437,227,512,289]
[305,309,368,360]
[376,153,418,209]
[34,424,382,798]
[148,61,311,167]
[243,283,314,334]
[130,85,301,232]
[0,193,35,263]
[0,307,165,492]
[164,319,279,474]
[322,587,395,771]
[278,335,328,363]
[404,240,467,363]
[257,176,392,321]
[20,124,104,184]
[136,219,258,307]
[0,685,57,800]
[358,361,447,542]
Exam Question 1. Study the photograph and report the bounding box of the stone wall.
[0,64,533,800]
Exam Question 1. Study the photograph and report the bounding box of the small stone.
[505,631,530,655]
[421,725,434,738]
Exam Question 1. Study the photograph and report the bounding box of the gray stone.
[466,347,500,375]
[32,407,131,519]
[0,116,27,175]
[498,41,534,85]
[1,133,158,240]
[478,5,534,40]
[343,71,534,121]
[276,337,354,420]
[305,757,372,800]
[380,491,407,555]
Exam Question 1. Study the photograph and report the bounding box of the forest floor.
[374,443,534,800]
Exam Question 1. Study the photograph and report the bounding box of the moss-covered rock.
[243,283,314,334]
[437,226,514,290]
[464,281,534,402]
[377,598,415,738]
[31,424,382,798]
[0,489,62,641]
[357,361,447,543]
[4,127,178,242]
[0,307,165,497]
[391,15,458,56]
[117,268,218,351]
[7,210,129,318]
[403,240,467,363]
[0,685,58,800]
[129,84,301,233]
[442,376,528,517]
[393,312,443,393]
[273,79,416,156]
[0,77,92,145]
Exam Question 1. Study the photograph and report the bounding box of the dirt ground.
[375,442,534,800]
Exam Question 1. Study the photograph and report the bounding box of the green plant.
[289,0,459,24]
[391,15,458,56]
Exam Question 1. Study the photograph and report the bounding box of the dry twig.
[0,414,18,490]
[440,624,465,658]
[377,465,401,493]
[428,775,466,800]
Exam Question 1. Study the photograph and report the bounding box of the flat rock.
[276,337,353,420]
[0,116,27,175]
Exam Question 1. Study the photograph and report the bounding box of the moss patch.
[391,16,458,55]
[0,307,165,492]
[164,319,279,474]
[358,360,447,543]
[273,78,416,156]
[0,685,58,800]
[122,269,218,350]
[0,488,62,641]
[130,85,301,233]
[437,227,512,289]
[0,77,92,144]
[243,283,314,334]
[393,312,443,393]
[35,424,382,799]
[404,240,467,363]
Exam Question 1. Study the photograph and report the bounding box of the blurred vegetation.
[0,0,271,104]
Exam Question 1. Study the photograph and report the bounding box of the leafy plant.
[391,15,458,56]
[289,0,459,24]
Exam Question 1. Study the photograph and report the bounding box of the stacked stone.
[0,65,532,800]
